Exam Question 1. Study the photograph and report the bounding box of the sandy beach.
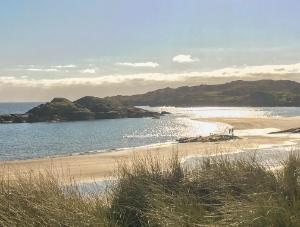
[1,117,300,182]
[200,116,300,130]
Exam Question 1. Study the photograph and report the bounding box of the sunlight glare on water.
[1,104,300,160]
[141,106,278,118]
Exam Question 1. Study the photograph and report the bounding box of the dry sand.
[200,116,300,130]
[1,117,300,182]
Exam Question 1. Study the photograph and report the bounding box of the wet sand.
[1,117,300,182]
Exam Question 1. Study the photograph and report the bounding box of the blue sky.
[1,0,300,101]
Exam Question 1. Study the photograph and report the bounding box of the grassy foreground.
[0,152,300,226]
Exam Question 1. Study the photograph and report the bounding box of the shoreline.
[0,140,178,163]
[1,116,300,183]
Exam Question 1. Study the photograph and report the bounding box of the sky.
[1,0,300,101]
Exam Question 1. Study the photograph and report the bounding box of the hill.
[108,80,300,107]
[0,96,161,123]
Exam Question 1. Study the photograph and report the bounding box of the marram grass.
[0,151,299,226]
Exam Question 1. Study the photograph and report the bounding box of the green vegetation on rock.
[27,97,94,122]
[0,96,161,123]
[110,80,300,106]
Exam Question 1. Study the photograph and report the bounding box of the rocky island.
[0,96,163,123]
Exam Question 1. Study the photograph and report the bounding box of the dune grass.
[0,151,300,226]
[0,172,109,226]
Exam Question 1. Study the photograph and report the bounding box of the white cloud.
[0,63,300,101]
[173,54,199,63]
[115,62,159,68]
[21,65,76,72]
[79,68,97,74]
[26,68,59,72]
[0,76,15,80]
[2,62,300,101]
[53,64,77,68]
[2,63,300,88]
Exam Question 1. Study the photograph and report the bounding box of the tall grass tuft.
[108,152,184,226]
[0,172,109,226]
[0,151,300,226]
[108,152,300,227]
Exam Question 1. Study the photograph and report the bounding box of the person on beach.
[228,128,234,137]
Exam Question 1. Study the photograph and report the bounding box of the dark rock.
[26,97,91,122]
[12,114,29,123]
[161,111,171,115]
[68,111,95,121]
[177,134,239,143]
[74,96,119,113]
[269,127,300,134]
[152,115,160,119]
[0,114,29,123]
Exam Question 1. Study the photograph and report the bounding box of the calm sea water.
[1,103,300,161]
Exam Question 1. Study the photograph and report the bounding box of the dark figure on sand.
[229,128,234,137]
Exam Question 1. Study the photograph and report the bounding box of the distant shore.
[198,116,300,130]
[1,116,300,183]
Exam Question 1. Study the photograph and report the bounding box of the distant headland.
[109,80,300,107]
[1,79,300,123]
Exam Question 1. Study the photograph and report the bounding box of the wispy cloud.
[2,62,300,87]
[1,63,300,101]
[22,64,95,74]
[26,68,59,72]
[0,76,15,80]
[173,54,199,63]
[20,64,76,72]
[115,62,159,68]
[79,68,97,74]
[53,64,77,68]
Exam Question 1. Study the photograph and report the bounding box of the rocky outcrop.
[269,128,300,134]
[26,98,94,122]
[161,111,171,115]
[0,114,29,123]
[177,134,239,143]
[0,96,163,123]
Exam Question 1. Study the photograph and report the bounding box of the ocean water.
[0,103,300,161]
[0,102,42,115]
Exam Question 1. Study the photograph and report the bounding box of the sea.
[1,103,300,161]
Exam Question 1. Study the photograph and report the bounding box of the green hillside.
[109,80,300,107]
